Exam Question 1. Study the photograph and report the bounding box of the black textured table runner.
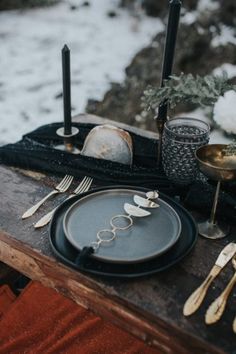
[0,122,167,187]
[0,122,235,222]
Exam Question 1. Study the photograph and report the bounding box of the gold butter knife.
[233,316,236,333]
[205,256,236,325]
[183,242,236,317]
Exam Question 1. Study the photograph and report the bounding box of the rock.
[120,0,235,22]
[120,0,198,17]
[182,0,199,10]
[0,0,59,10]
[141,0,167,18]
[219,0,236,26]
[86,21,236,131]
[120,0,135,7]
[54,92,63,100]
[107,10,118,18]
[70,4,78,11]
[82,1,90,7]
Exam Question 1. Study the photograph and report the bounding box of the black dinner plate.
[49,186,198,278]
[63,188,182,264]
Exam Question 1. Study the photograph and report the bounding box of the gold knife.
[205,256,236,325]
[183,242,236,316]
[233,316,236,333]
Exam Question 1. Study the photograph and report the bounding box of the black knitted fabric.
[0,122,171,189]
[0,122,235,222]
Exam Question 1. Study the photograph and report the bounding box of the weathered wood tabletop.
[0,115,235,354]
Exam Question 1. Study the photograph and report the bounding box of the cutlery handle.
[205,273,236,324]
[34,194,74,228]
[22,190,58,219]
[233,316,236,333]
[183,265,221,316]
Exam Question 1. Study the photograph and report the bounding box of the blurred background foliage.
[0,0,58,11]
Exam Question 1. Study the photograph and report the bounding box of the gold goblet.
[195,144,236,239]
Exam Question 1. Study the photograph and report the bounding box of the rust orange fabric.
[0,281,161,354]
[0,285,16,319]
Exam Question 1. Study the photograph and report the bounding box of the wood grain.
[0,231,224,354]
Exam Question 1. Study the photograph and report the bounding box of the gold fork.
[22,175,74,219]
[34,176,93,229]
[205,256,236,325]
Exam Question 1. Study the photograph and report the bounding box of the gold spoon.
[205,256,236,325]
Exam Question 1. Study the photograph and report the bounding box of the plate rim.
[63,188,182,264]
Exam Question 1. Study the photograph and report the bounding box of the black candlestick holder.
[56,126,80,154]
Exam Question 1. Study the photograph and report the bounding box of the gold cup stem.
[209,181,221,225]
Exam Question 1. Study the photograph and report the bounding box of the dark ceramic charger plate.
[63,189,182,264]
[49,186,198,278]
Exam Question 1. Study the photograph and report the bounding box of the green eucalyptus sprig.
[142,73,236,112]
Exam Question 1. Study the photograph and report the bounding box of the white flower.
[213,90,236,134]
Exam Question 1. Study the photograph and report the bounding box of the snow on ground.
[211,25,236,48]
[0,0,233,146]
[181,11,198,26]
[197,0,219,12]
[213,63,236,79]
[0,0,163,145]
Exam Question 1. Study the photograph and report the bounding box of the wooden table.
[0,115,235,354]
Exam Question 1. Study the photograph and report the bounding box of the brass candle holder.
[56,126,80,154]
[196,144,236,239]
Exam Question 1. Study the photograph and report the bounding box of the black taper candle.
[62,44,72,135]
[160,0,181,90]
[157,0,181,165]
